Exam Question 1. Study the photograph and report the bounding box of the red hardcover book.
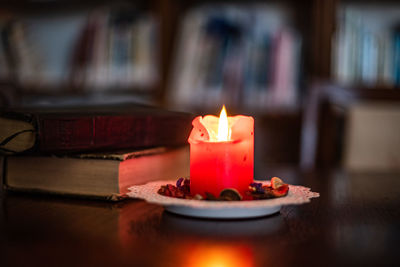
[0,103,194,154]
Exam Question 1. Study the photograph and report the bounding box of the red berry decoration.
[272,183,289,197]
[271,177,285,189]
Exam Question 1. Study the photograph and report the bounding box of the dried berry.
[205,192,218,200]
[271,177,284,189]
[249,182,264,193]
[176,177,184,189]
[157,185,167,195]
[183,178,190,187]
[271,184,289,197]
[193,194,203,200]
[157,180,191,199]
[181,178,191,194]
[219,188,242,201]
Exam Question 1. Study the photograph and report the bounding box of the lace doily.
[127,181,319,209]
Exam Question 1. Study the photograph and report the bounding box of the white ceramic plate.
[128,181,319,219]
[164,203,282,219]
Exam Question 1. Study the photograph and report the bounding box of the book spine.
[394,33,400,87]
[37,115,192,153]
[382,34,393,86]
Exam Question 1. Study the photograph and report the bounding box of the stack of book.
[333,4,400,88]
[0,4,158,92]
[0,103,193,201]
[169,4,302,112]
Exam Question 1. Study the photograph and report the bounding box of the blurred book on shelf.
[0,21,10,81]
[168,4,302,113]
[0,4,159,94]
[333,4,400,88]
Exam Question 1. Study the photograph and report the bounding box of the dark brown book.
[0,103,194,154]
[3,146,189,201]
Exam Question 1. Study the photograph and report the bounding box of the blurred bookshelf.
[0,0,160,107]
[0,0,314,111]
[1,0,399,104]
[332,1,400,90]
[167,2,305,114]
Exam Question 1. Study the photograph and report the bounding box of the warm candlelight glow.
[181,243,254,267]
[217,105,230,141]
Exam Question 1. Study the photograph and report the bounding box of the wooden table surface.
[1,168,400,266]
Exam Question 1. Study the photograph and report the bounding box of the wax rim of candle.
[188,115,253,144]
[196,139,238,144]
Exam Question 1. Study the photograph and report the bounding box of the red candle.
[188,106,254,197]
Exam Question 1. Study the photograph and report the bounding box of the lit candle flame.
[217,105,230,141]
